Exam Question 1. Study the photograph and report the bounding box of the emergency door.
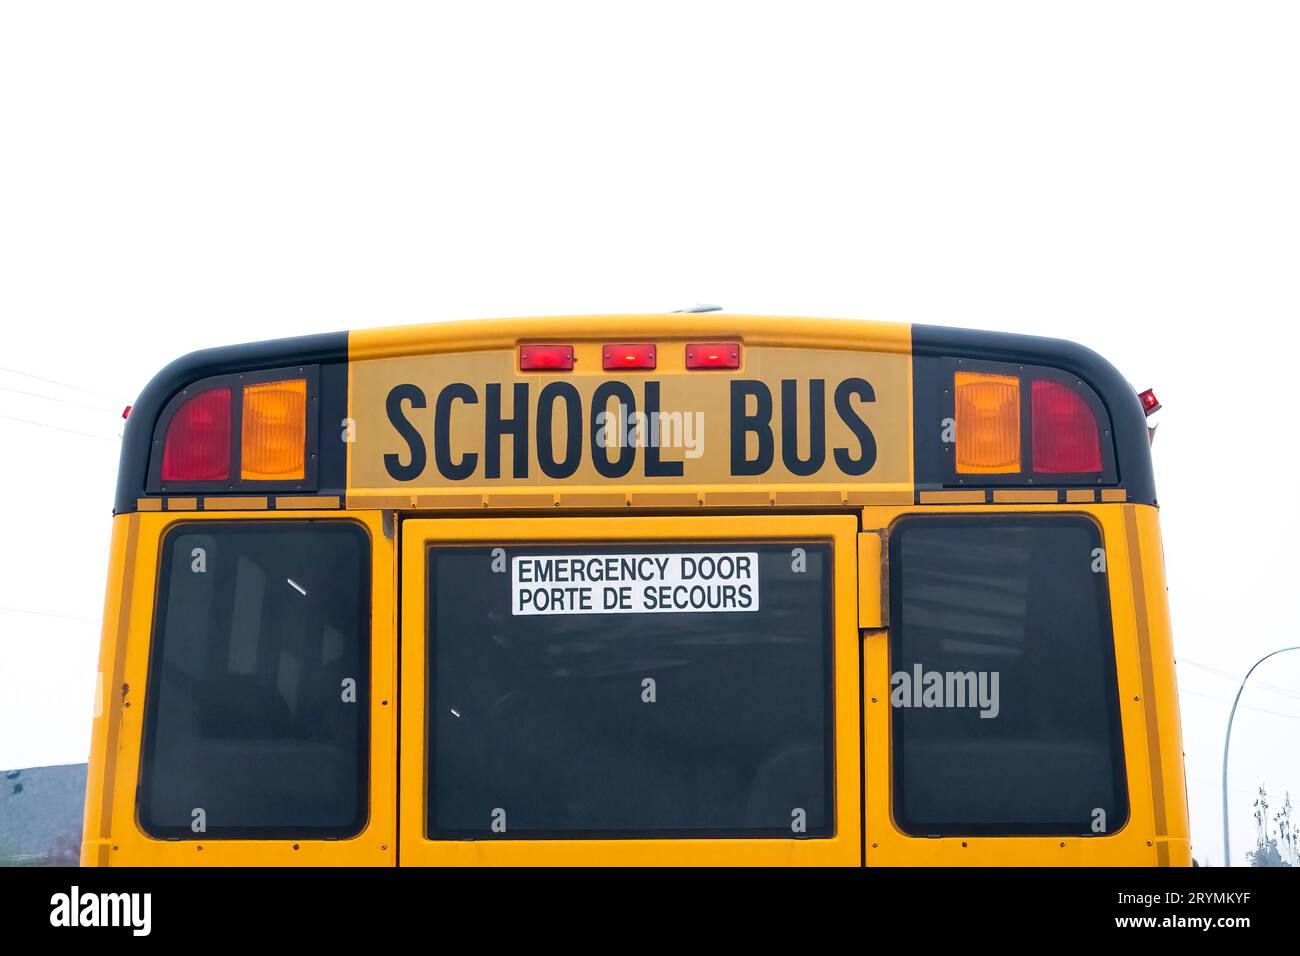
[398,514,861,865]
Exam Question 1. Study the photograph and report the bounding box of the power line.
[1180,687,1300,721]
[1179,658,1300,702]
[0,365,124,402]
[0,606,99,624]
[0,384,121,414]
[0,412,118,442]
[1189,775,1260,797]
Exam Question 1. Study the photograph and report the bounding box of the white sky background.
[1,1,1297,865]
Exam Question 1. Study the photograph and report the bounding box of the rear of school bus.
[81,315,1190,866]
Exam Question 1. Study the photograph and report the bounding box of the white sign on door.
[511,552,760,616]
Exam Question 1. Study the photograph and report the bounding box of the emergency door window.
[138,522,370,838]
[426,543,834,838]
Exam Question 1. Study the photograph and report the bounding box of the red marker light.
[1138,388,1161,416]
[685,343,741,370]
[518,344,574,371]
[161,387,231,481]
[122,405,132,420]
[603,343,656,370]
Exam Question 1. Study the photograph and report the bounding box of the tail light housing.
[941,361,1113,485]
[151,368,316,491]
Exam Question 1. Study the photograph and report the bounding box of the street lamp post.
[1221,645,1300,867]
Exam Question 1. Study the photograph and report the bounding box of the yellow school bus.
[81,314,1189,866]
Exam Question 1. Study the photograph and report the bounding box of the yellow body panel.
[859,503,1190,867]
[347,313,913,362]
[346,314,914,510]
[81,510,397,866]
[83,315,1189,866]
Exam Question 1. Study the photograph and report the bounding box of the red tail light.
[1031,380,1101,474]
[161,387,231,481]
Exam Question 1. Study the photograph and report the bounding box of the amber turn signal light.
[954,372,1021,473]
[241,379,307,481]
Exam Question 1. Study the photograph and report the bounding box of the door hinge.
[857,530,888,630]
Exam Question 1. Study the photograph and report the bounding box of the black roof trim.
[114,331,348,514]
[912,324,1156,505]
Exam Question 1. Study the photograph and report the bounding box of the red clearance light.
[519,344,574,371]
[1031,380,1102,474]
[122,405,132,420]
[685,342,740,369]
[603,343,656,370]
[161,387,231,482]
[1139,388,1161,416]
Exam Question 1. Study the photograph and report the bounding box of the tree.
[1247,784,1295,867]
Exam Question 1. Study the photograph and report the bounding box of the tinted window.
[427,542,834,838]
[139,522,369,838]
[889,515,1127,836]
